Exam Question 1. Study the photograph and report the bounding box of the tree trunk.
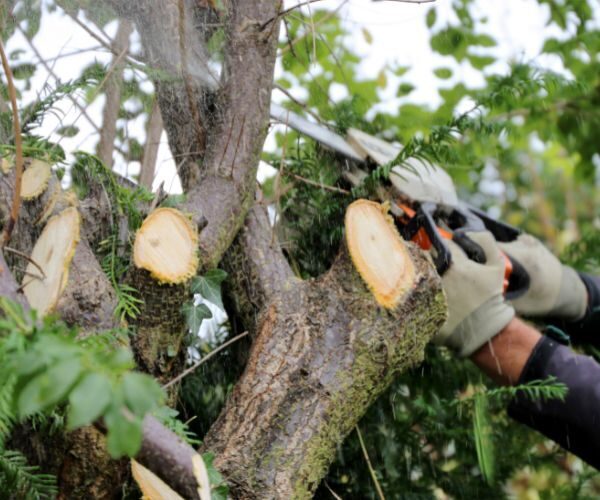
[97,20,133,168]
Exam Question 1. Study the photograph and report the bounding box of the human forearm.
[469,317,541,386]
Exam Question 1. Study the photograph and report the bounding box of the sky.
[5,0,588,194]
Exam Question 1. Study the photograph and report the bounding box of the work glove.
[498,234,587,321]
[434,231,515,357]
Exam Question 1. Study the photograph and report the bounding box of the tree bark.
[205,210,446,498]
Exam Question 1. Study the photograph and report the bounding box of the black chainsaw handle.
[451,229,530,299]
[504,252,530,300]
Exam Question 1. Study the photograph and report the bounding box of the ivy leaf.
[183,303,213,334]
[18,358,82,417]
[191,269,228,310]
[105,408,143,458]
[122,372,163,416]
[67,373,112,429]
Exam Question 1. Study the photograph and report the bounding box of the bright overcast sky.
[6,0,595,193]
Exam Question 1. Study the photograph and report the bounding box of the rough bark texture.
[204,242,446,498]
[136,415,200,499]
[223,204,299,335]
[128,268,190,384]
[0,167,118,330]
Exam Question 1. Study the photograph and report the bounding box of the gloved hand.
[434,231,515,357]
[498,234,587,320]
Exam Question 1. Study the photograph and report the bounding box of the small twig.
[279,1,347,56]
[288,173,350,194]
[162,331,249,389]
[149,181,166,212]
[55,45,129,145]
[274,84,325,125]
[67,13,143,69]
[0,39,23,246]
[3,247,46,279]
[13,267,44,281]
[324,481,343,500]
[356,425,386,500]
[261,0,325,30]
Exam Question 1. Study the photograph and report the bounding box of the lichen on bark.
[204,241,446,498]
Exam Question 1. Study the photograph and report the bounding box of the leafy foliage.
[0,448,57,499]
[0,299,164,459]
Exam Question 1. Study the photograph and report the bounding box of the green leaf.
[362,28,373,45]
[18,358,82,417]
[67,373,112,429]
[57,125,79,138]
[434,68,453,79]
[426,8,437,29]
[122,372,163,416]
[105,408,143,458]
[393,65,410,77]
[468,54,496,70]
[202,452,229,500]
[397,83,415,96]
[183,303,213,334]
[191,269,228,310]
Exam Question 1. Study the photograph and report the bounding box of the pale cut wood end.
[21,159,52,200]
[22,207,80,316]
[131,459,185,500]
[0,157,12,174]
[345,199,415,309]
[133,207,199,284]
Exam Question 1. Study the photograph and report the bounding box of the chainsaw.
[270,103,530,299]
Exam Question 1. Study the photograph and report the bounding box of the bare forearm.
[470,317,541,386]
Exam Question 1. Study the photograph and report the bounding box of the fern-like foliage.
[0,449,57,500]
[71,151,153,320]
[20,74,100,135]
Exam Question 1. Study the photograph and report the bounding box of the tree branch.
[223,203,298,334]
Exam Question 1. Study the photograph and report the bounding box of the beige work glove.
[435,231,515,357]
[498,234,587,320]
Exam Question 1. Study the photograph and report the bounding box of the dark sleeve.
[546,273,600,347]
[507,335,600,469]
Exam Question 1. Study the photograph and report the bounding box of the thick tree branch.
[181,0,282,270]
[223,203,298,335]
[203,239,446,497]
